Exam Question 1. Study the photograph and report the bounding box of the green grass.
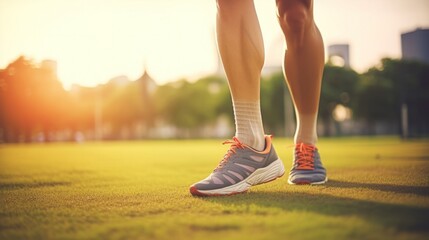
[0,137,429,240]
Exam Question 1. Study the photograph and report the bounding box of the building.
[327,44,350,68]
[401,28,429,64]
[40,60,57,76]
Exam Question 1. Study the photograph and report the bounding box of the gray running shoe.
[190,135,285,196]
[288,143,327,185]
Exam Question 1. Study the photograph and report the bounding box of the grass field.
[0,137,428,240]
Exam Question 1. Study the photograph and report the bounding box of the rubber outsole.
[189,186,248,197]
[287,177,328,185]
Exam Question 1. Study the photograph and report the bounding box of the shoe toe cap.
[189,185,205,196]
[289,171,326,184]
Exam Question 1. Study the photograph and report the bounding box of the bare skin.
[216,0,264,102]
[216,0,324,145]
[277,0,324,144]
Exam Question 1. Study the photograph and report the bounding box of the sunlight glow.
[333,104,352,122]
[0,0,218,89]
[1,0,428,89]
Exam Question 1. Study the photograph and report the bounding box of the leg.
[276,0,324,145]
[216,0,265,150]
[276,0,327,185]
[189,0,286,196]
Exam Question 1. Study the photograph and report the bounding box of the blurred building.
[400,28,429,138]
[135,68,157,138]
[40,60,57,75]
[137,68,157,96]
[327,44,350,68]
[401,28,429,64]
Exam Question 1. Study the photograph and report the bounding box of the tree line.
[0,56,428,143]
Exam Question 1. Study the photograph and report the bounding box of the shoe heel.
[246,159,285,186]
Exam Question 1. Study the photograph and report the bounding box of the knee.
[277,1,310,34]
[216,0,239,14]
[216,0,229,9]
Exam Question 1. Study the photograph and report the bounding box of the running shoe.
[190,135,285,196]
[288,143,327,185]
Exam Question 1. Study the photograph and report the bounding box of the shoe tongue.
[296,143,316,152]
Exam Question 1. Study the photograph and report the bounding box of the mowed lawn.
[0,137,428,240]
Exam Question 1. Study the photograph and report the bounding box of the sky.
[0,0,428,89]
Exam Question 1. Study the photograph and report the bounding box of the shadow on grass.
[202,186,429,233]
[0,181,71,190]
[328,180,429,196]
[387,156,429,161]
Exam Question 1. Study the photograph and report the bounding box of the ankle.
[233,101,265,151]
[236,134,265,151]
[294,135,317,146]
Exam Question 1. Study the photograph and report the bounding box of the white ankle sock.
[233,101,265,151]
[294,113,318,145]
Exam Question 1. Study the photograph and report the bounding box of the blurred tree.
[356,58,429,136]
[155,75,228,136]
[320,64,360,136]
[102,80,145,138]
[69,86,97,137]
[2,55,426,142]
[354,68,396,134]
[0,69,5,141]
[36,60,71,140]
[261,72,287,135]
[194,75,230,122]
[0,57,41,142]
[0,56,73,142]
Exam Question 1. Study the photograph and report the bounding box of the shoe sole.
[287,176,328,185]
[190,159,285,197]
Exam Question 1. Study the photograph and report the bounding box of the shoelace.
[215,137,245,170]
[295,143,316,170]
